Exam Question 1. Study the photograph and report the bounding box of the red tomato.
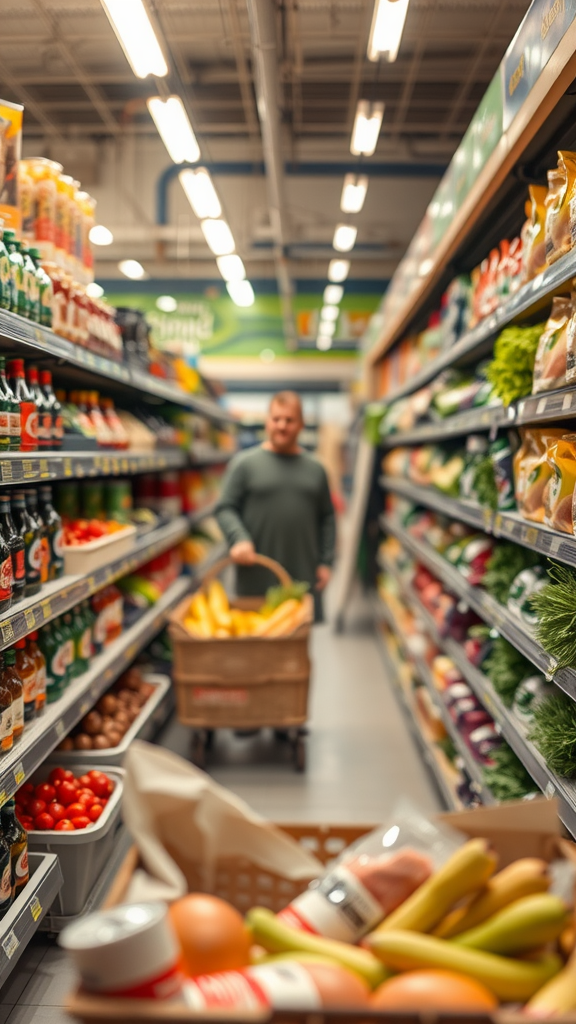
[58,782,77,806]
[49,802,67,822]
[88,804,103,822]
[14,803,26,818]
[19,817,33,831]
[89,777,112,799]
[88,770,106,781]
[70,816,91,830]
[27,799,46,817]
[34,812,55,831]
[71,778,81,790]
[78,774,92,788]
[77,788,96,803]
[76,794,93,810]
[66,802,86,818]
[55,819,75,831]
[21,781,35,796]
[48,767,68,785]
[35,783,56,803]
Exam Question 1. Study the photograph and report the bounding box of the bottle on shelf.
[28,248,54,329]
[0,223,11,312]
[1,649,23,745]
[0,493,25,606]
[24,489,49,585]
[14,639,36,725]
[79,599,95,663]
[0,357,21,452]
[0,500,13,615]
[11,490,41,597]
[7,360,38,453]
[39,371,62,448]
[38,485,64,580]
[0,655,13,756]
[26,366,52,450]
[85,391,114,447]
[71,604,89,676]
[101,398,129,450]
[20,243,39,323]
[27,631,46,715]
[41,618,68,702]
[4,231,26,317]
[61,611,76,683]
[1,797,29,899]
[0,826,12,920]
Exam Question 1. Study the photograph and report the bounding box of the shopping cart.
[168,554,314,770]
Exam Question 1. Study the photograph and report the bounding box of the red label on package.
[0,557,12,600]
[104,964,184,1001]
[20,404,38,447]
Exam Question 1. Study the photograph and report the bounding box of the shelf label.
[0,462,12,483]
[536,398,547,416]
[545,781,556,799]
[87,576,95,591]
[29,896,42,922]
[39,459,49,479]
[2,930,19,959]
[524,527,538,547]
[548,535,562,554]
[0,621,15,646]
[54,719,65,739]
[79,700,90,716]
[22,461,34,480]
[41,599,52,620]
[24,608,35,631]
[563,393,574,412]
[110,458,119,474]
[493,513,502,533]
[63,458,73,478]
[482,508,492,531]
[0,792,7,808]
[13,763,25,787]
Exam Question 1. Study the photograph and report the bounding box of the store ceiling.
[0,0,532,283]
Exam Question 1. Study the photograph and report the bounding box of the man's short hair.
[269,391,303,419]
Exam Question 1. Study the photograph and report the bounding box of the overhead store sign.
[503,0,576,129]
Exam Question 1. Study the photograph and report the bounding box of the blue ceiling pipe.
[157,160,446,225]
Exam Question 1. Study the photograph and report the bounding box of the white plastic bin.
[62,525,136,575]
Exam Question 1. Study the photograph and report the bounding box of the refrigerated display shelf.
[0,573,190,809]
[0,309,234,424]
[0,853,63,984]
[381,476,491,532]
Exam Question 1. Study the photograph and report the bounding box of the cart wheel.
[191,731,206,769]
[294,735,306,772]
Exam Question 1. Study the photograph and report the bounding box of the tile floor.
[0,591,440,1022]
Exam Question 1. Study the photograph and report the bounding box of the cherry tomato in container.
[34,812,55,831]
[21,782,35,796]
[66,802,85,819]
[27,799,46,818]
[58,782,77,806]
[78,774,92,788]
[35,783,56,803]
[89,776,113,799]
[70,816,91,830]
[49,802,67,822]
[88,804,103,822]
[55,820,75,832]
[19,817,33,831]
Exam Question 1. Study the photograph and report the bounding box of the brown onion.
[74,733,93,750]
[82,711,103,736]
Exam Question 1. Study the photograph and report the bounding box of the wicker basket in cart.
[168,554,314,769]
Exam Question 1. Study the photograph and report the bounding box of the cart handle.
[200,552,293,589]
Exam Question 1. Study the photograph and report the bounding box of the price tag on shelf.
[39,459,49,479]
[55,719,65,738]
[482,508,492,531]
[524,527,538,547]
[493,513,502,533]
[101,457,110,475]
[24,608,35,630]
[87,576,95,591]
[0,620,15,645]
[545,781,556,799]
[507,405,516,422]
[563,393,574,412]
[536,398,548,416]
[41,599,52,620]
[80,700,90,716]
[121,458,129,473]
[29,897,42,922]
[549,534,562,554]
[22,461,34,480]
[0,792,7,808]
[63,458,73,478]
[13,763,25,787]
[0,462,12,483]
[110,458,119,474]
[2,930,19,959]
[33,327,45,346]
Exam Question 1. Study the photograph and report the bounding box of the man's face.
[265,400,303,452]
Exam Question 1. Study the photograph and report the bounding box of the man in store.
[215,390,335,621]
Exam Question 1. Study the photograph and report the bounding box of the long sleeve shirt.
[215,446,336,596]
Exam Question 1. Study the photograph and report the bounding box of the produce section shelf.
[0,853,63,984]
[381,476,491,532]
[380,404,511,446]
[0,574,190,809]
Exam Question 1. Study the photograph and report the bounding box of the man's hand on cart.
[230,540,257,564]
[315,565,331,590]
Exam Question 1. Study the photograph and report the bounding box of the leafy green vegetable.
[483,744,538,800]
[262,581,310,615]
[436,736,457,763]
[485,323,546,406]
[483,543,542,605]
[532,563,576,668]
[472,456,498,509]
[529,692,576,777]
[482,636,534,706]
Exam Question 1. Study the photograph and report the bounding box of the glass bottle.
[86,391,114,447]
[71,604,89,676]
[11,490,40,597]
[0,503,13,615]
[1,649,23,744]
[1,798,29,899]
[0,355,10,452]
[26,367,51,450]
[38,485,63,580]
[3,231,25,316]
[0,825,12,920]
[29,250,54,329]
[24,490,48,586]
[42,619,67,701]
[14,639,36,725]
[0,494,24,606]
[7,360,37,452]
[39,371,62,449]
[0,224,10,311]
[80,599,95,662]
[0,655,12,755]
[27,631,46,715]
[0,356,20,451]
[20,243,39,322]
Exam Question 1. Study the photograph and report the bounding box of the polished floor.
[0,591,440,1023]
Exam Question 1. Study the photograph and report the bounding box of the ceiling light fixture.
[328,259,350,282]
[227,280,255,307]
[89,225,114,246]
[100,0,168,78]
[201,219,235,256]
[147,96,200,164]
[317,335,333,351]
[320,305,339,322]
[86,282,105,298]
[179,168,221,219]
[323,284,344,305]
[350,100,384,156]
[319,320,336,337]
[217,254,246,282]
[156,295,178,312]
[118,259,147,280]
[368,0,410,62]
[333,224,357,252]
[340,174,369,214]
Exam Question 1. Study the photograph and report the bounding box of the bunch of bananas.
[183,580,308,639]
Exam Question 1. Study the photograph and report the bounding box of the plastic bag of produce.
[513,427,566,522]
[533,296,572,393]
[545,151,576,264]
[508,566,547,625]
[544,433,576,533]
[521,185,548,282]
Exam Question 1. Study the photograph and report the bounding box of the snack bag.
[565,302,576,384]
[521,185,548,282]
[544,433,576,533]
[533,296,572,393]
[514,427,566,523]
[545,152,576,265]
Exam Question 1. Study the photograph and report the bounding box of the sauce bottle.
[20,243,39,322]
[80,599,95,662]
[0,826,12,920]
[0,507,13,615]
[7,360,37,453]
[2,649,23,744]
[14,638,36,724]
[0,357,20,452]
[86,391,114,447]
[27,631,45,715]
[3,232,25,316]
[71,605,89,676]
[100,398,128,449]
[11,490,41,597]
[38,486,63,580]
[30,250,54,329]
[39,621,65,703]
[39,371,62,449]
[0,359,11,452]
[26,367,52,450]
[0,655,13,755]
[24,490,48,585]
[1,798,29,899]
[0,494,25,606]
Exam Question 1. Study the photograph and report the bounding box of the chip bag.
[514,427,566,523]
[521,185,548,282]
[545,151,576,265]
[533,295,572,393]
[544,433,576,534]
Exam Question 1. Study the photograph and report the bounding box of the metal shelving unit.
[0,448,187,487]
[0,853,63,983]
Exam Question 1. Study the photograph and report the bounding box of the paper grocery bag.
[121,740,322,902]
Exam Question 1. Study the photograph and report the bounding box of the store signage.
[503,0,576,129]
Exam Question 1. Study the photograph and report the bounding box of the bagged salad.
[521,184,548,282]
[513,427,566,523]
[544,433,576,533]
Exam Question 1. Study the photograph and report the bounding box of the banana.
[434,857,550,938]
[367,929,562,1002]
[371,838,498,937]
[525,943,576,1016]
[246,907,387,990]
[452,893,570,955]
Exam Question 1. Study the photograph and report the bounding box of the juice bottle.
[7,360,38,452]
[38,485,64,579]
[0,224,11,311]
[0,357,11,452]
[24,490,48,585]
[3,232,26,316]
[40,621,66,702]
[0,357,20,452]
[39,371,62,448]
[0,494,24,605]
[11,490,40,597]
[20,243,39,322]
[27,631,45,715]
[1,798,29,899]
[0,824,12,920]
[0,509,13,615]
[2,650,23,744]
[0,655,13,755]
[30,251,54,329]
[14,638,36,725]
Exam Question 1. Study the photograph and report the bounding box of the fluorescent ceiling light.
[118,259,147,280]
[227,280,255,307]
[217,254,246,282]
[368,0,410,62]
[100,0,168,78]
[340,174,369,214]
[147,96,200,164]
[86,282,104,298]
[201,219,235,256]
[328,259,350,282]
[179,168,221,219]
[89,224,113,246]
[418,257,434,277]
[333,224,357,252]
[320,305,339,323]
[350,100,384,156]
[156,295,178,312]
[319,320,336,337]
[317,336,333,351]
[323,284,343,305]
